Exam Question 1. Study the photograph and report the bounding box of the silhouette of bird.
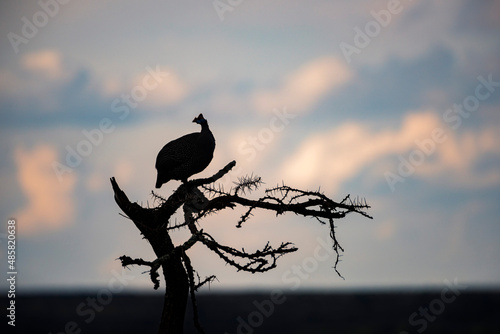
[155,114,215,188]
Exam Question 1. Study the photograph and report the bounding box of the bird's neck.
[200,122,209,132]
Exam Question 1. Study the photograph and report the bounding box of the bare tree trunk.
[110,177,189,333]
[158,256,188,334]
[141,220,190,333]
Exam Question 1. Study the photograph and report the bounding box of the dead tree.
[110,160,372,333]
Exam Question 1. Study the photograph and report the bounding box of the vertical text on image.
[6,218,17,327]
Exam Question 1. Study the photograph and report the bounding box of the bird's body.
[155,114,215,188]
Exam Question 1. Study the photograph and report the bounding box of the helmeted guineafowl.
[155,114,216,188]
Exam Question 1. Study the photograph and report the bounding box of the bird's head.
[193,114,207,124]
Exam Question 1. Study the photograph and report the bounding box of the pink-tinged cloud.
[415,127,500,188]
[21,49,65,80]
[253,57,352,114]
[279,111,500,193]
[14,145,77,234]
[139,68,189,108]
[102,66,190,109]
[1,49,71,112]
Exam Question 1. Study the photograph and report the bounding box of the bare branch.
[117,231,204,290]
[187,160,236,187]
[233,173,263,195]
[118,255,160,289]
[195,275,217,291]
[199,232,298,273]
[181,251,205,334]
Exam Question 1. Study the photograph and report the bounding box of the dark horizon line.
[9,284,500,296]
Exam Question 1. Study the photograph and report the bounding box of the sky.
[0,0,499,294]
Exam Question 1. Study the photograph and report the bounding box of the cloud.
[279,111,437,192]
[139,69,189,108]
[1,50,192,125]
[415,127,500,188]
[101,66,190,110]
[279,110,500,193]
[1,50,90,117]
[1,49,67,109]
[113,159,135,186]
[20,49,65,80]
[14,145,77,234]
[253,57,352,114]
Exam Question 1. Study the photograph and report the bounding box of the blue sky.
[1,0,499,293]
